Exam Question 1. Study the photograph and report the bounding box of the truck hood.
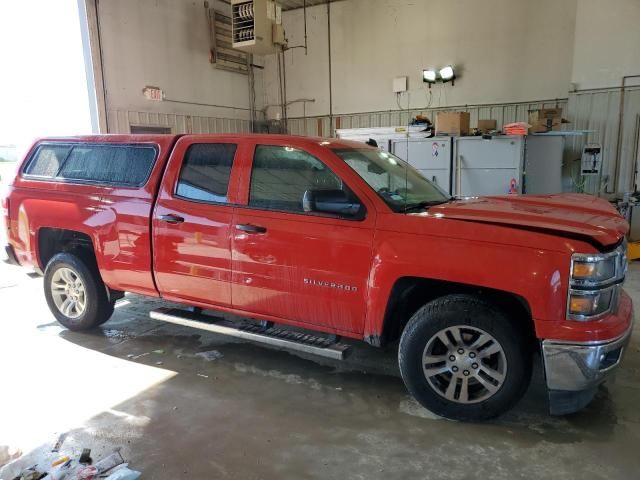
[429,193,627,248]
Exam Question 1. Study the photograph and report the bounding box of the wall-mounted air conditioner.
[231,0,284,54]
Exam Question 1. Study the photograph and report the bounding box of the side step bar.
[150,307,350,360]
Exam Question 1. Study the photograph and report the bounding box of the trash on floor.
[94,451,124,474]
[103,466,141,480]
[50,457,69,467]
[51,434,67,453]
[12,466,47,480]
[78,449,91,465]
[11,447,140,480]
[195,350,224,361]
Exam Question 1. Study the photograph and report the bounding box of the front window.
[333,148,450,212]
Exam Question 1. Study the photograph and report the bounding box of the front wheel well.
[379,277,537,352]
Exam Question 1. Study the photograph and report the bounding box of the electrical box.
[231,0,283,54]
[393,77,408,93]
[581,144,602,176]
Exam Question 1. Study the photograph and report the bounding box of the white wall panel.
[110,109,250,134]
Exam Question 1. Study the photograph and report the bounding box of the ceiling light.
[439,65,455,82]
[422,69,437,83]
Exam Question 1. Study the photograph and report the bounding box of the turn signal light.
[572,262,596,279]
[569,296,597,314]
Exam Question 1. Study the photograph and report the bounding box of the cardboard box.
[436,111,470,136]
[477,119,497,132]
[528,108,562,133]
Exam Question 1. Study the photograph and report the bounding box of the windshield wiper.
[402,198,454,213]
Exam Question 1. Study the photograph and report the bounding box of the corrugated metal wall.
[108,109,252,135]
[286,99,568,137]
[565,86,640,194]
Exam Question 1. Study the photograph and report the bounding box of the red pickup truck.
[2,134,633,420]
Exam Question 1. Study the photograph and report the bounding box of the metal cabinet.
[337,127,565,198]
[390,137,454,194]
[454,135,564,197]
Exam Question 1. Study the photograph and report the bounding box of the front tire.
[44,252,114,331]
[398,294,532,421]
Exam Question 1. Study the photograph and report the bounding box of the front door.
[231,142,376,334]
[153,137,241,307]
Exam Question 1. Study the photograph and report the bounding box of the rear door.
[231,140,376,334]
[153,136,243,307]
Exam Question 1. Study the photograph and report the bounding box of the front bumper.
[541,298,633,415]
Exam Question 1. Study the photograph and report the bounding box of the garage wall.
[566,0,640,193]
[93,0,260,133]
[263,0,577,119]
[571,0,640,90]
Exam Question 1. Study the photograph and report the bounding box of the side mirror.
[302,189,363,218]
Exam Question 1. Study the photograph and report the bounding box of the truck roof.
[31,134,374,151]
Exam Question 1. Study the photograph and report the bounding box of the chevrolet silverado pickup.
[2,134,633,420]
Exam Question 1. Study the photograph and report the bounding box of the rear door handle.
[236,224,267,234]
[159,214,185,224]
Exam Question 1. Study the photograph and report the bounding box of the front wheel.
[398,294,532,421]
[44,252,114,331]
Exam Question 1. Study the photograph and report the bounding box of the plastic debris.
[131,353,149,360]
[197,373,209,378]
[75,465,97,479]
[51,433,67,452]
[12,467,47,480]
[79,448,92,465]
[42,461,71,480]
[152,349,165,354]
[51,456,69,467]
[195,350,224,362]
[155,361,163,366]
[104,467,141,480]
[94,451,125,474]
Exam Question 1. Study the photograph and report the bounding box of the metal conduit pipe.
[613,74,640,194]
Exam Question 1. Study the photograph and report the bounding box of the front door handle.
[159,214,185,224]
[236,224,267,234]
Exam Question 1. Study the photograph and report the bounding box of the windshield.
[333,148,450,212]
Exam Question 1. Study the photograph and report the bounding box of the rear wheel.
[44,252,114,331]
[398,294,531,421]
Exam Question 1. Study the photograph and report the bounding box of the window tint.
[176,143,237,203]
[23,143,156,186]
[59,145,156,185]
[24,145,72,177]
[249,145,345,213]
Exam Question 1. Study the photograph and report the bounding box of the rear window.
[23,143,157,187]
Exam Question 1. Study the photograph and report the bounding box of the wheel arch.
[375,276,537,351]
[37,227,97,270]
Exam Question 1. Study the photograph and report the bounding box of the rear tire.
[398,294,532,421]
[44,252,114,331]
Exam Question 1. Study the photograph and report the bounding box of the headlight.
[567,242,626,321]
[571,256,616,285]
[570,251,621,287]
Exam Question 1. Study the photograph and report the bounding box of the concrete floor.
[0,259,639,480]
